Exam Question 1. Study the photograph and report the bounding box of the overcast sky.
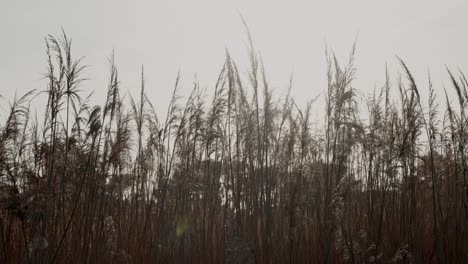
[1,0,467,117]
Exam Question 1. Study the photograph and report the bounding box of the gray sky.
[1,0,467,117]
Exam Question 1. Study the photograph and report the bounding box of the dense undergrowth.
[0,30,467,263]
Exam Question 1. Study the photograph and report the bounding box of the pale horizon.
[1,1,467,116]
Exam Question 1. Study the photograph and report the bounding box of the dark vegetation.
[0,29,467,263]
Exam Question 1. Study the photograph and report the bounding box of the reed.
[0,29,467,263]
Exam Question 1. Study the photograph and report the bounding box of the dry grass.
[0,30,467,263]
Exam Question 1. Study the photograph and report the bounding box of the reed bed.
[0,30,467,263]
